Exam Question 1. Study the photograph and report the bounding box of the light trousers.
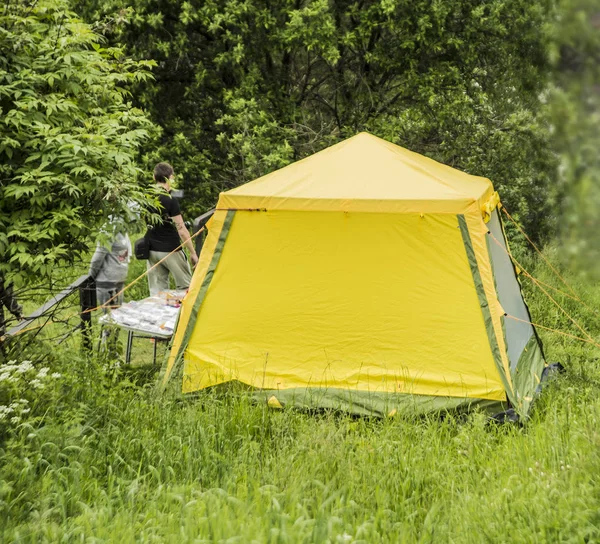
[147,250,192,295]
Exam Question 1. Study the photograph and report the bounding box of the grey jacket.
[89,232,131,285]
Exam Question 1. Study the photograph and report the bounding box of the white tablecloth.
[99,290,186,338]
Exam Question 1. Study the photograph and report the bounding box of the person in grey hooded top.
[88,223,132,311]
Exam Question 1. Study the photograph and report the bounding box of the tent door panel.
[487,209,536,370]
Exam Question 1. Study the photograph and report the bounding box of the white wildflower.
[16,361,33,374]
[30,379,43,389]
[10,416,20,424]
[51,373,61,379]
[37,367,49,378]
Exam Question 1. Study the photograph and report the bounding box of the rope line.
[3,227,206,341]
[502,208,598,317]
[505,314,600,350]
[92,225,205,314]
[487,231,597,345]
[525,275,596,344]
[501,207,582,301]
[522,275,582,305]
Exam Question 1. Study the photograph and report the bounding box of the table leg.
[125,330,134,365]
[153,337,158,365]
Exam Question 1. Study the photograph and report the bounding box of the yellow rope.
[487,231,597,345]
[507,268,582,304]
[505,314,600,350]
[91,225,205,313]
[501,207,584,301]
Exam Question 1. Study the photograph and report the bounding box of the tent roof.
[218,132,495,214]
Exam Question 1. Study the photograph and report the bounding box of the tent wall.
[175,209,507,403]
[458,213,515,406]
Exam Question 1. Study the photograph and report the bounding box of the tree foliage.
[77,0,557,237]
[0,0,156,284]
[548,0,600,274]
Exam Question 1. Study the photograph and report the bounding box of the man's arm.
[88,245,108,279]
[172,214,199,266]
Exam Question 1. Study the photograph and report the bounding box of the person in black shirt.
[146,163,198,295]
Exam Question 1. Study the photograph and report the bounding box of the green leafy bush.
[0,0,157,284]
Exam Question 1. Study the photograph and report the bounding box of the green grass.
[2,250,600,542]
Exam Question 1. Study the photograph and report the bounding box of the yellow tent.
[161,132,546,417]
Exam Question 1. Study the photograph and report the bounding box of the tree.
[76,0,558,238]
[547,0,600,275]
[0,0,156,285]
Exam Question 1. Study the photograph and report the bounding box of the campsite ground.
[2,250,600,542]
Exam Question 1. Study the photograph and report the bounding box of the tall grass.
[1,250,600,542]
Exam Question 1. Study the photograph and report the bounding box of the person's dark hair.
[153,162,174,183]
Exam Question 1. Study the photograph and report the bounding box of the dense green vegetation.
[76,0,558,236]
[0,0,156,284]
[549,0,600,274]
[2,0,599,284]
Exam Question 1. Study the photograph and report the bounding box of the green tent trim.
[458,214,515,408]
[158,210,236,394]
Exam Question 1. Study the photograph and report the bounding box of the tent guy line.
[487,230,597,345]
[505,315,600,350]
[501,206,592,310]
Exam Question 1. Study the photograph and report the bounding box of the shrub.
[0,0,157,285]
